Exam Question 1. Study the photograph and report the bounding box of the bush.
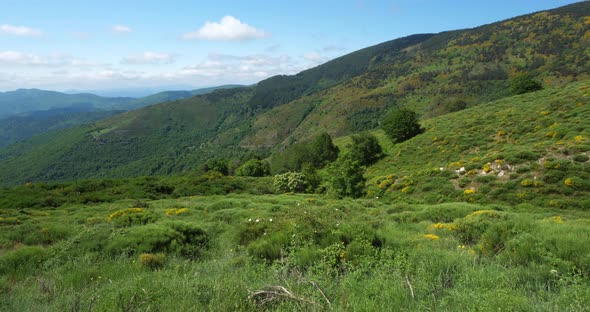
[381,109,422,144]
[106,222,208,259]
[0,246,47,275]
[235,159,271,177]
[347,132,383,166]
[108,208,159,227]
[454,210,509,244]
[327,156,366,198]
[247,232,289,261]
[270,133,339,173]
[203,158,229,175]
[139,253,167,270]
[273,172,308,193]
[573,154,589,163]
[510,74,543,95]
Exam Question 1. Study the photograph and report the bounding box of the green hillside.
[244,2,590,146]
[360,80,589,209]
[1,2,590,184]
[0,108,122,148]
[1,3,590,310]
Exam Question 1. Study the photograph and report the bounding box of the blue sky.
[0,0,581,93]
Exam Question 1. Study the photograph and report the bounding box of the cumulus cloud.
[121,52,176,65]
[183,16,269,41]
[112,25,132,34]
[0,24,43,37]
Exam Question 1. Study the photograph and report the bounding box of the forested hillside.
[0,2,589,184]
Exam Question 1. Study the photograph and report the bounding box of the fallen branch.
[404,273,415,300]
[248,285,316,307]
[309,280,332,309]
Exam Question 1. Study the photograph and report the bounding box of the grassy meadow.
[1,190,589,311]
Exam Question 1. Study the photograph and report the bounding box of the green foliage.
[203,158,229,175]
[454,210,509,244]
[0,246,47,275]
[108,208,159,227]
[309,132,340,168]
[347,132,383,166]
[1,192,590,310]
[381,108,422,144]
[106,222,208,259]
[510,74,543,95]
[270,132,339,172]
[327,156,366,198]
[2,4,590,185]
[235,159,270,177]
[139,253,167,270]
[273,172,308,193]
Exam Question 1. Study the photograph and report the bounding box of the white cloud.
[122,52,176,65]
[0,51,328,92]
[0,24,43,37]
[0,51,107,68]
[112,25,132,34]
[183,16,269,41]
[0,51,45,65]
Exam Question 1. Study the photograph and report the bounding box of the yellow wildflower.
[464,189,476,195]
[423,234,440,240]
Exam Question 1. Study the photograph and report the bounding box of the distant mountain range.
[0,84,243,118]
[0,2,589,184]
[0,85,242,147]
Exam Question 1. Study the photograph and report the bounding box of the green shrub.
[106,222,208,259]
[500,233,544,265]
[505,150,541,164]
[8,223,72,245]
[203,158,229,175]
[0,246,47,275]
[235,159,271,177]
[454,210,509,244]
[573,154,589,163]
[108,208,159,227]
[347,132,383,166]
[247,232,288,261]
[510,74,543,95]
[381,108,422,144]
[273,172,308,193]
[270,133,339,172]
[478,221,521,257]
[139,253,167,269]
[237,222,267,245]
[167,222,209,259]
[417,203,479,222]
[327,156,366,198]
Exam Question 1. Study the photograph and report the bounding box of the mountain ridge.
[0,1,589,184]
